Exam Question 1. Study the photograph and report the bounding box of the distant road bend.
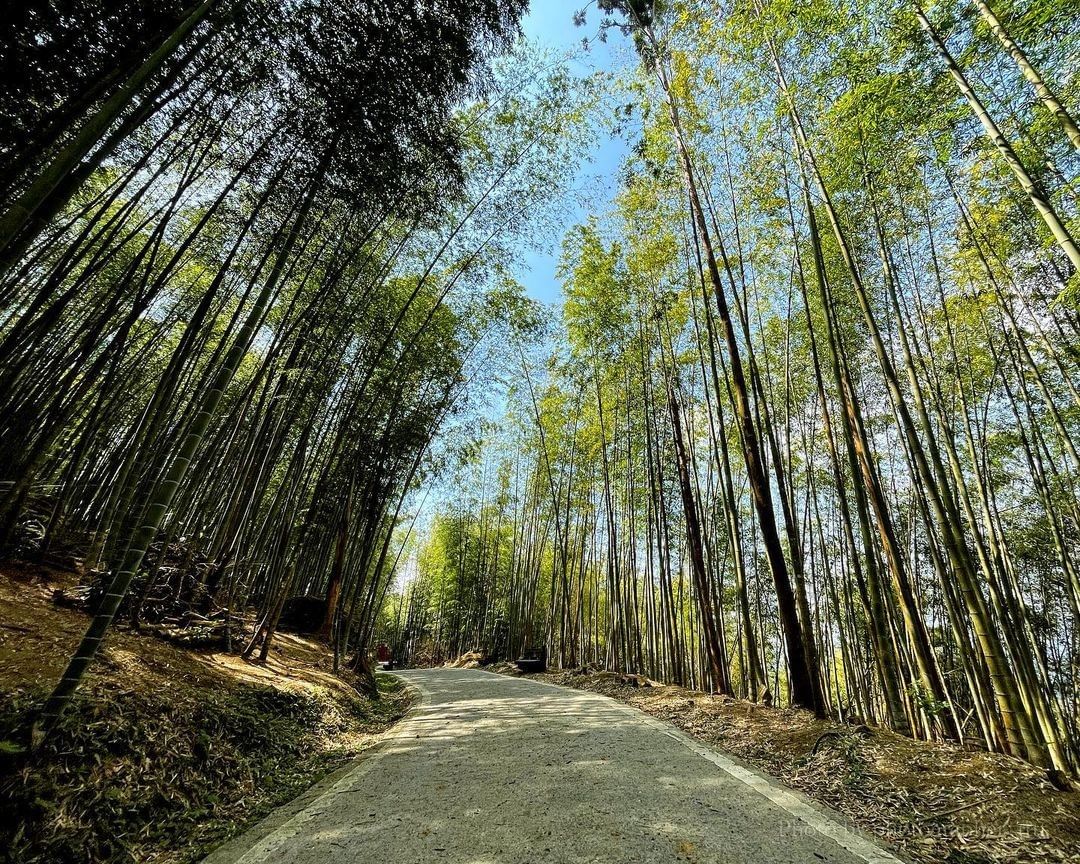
[205,668,905,864]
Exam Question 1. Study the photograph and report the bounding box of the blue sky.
[513,1,632,304]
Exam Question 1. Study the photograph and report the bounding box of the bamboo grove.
[381,0,1080,778]
[0,1,606,739]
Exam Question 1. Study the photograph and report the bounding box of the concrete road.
[205,668,904,864]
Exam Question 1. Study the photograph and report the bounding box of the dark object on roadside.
[376,642,395,671]
[277,595,327,634]
[514,645,546,673]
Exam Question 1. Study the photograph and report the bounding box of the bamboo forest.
[1,1,1079,863]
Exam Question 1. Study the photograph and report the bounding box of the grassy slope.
[0,566,411,864]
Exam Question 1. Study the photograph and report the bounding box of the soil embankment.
[0,566,411,864]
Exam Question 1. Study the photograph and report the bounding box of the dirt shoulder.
[0,564,412,864]
[494,666,1079,864]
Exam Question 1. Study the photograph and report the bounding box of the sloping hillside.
[0,566,410,864]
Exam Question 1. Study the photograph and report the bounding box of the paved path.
[206,668,903,864]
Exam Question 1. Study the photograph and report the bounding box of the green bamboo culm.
[31,172,322,746]
[913,2,1080,277]
[0,0,218,275]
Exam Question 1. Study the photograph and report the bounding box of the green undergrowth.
[0,674,410,864]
